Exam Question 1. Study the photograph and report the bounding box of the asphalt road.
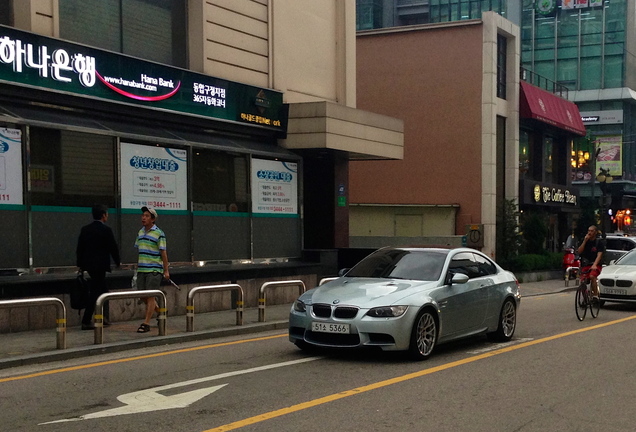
[2,292,636,432]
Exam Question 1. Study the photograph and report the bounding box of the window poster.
[251,158,298,214]
[0,128,23,205]
[120,142,187,210]
[562,0,575,9]
[596,136,622,177]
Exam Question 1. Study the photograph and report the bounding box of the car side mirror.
[609,260,616,265]
[451,273,470,284]
[338,268,350,277]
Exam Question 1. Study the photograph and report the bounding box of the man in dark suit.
[76,204,121,330]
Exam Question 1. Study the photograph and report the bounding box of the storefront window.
[59,0,187,68]
[192,149,248,213]
[0,0,12,25]
[519,131,530,180]
[29,128,116,207]
[543,137,553,183]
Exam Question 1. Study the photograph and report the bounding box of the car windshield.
[615,251,636,265]
[345,249,448,281]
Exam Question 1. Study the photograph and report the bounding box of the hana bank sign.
[533,184,578,206]
[0,25,285,131]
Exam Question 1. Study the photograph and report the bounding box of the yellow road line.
[0,334,287,383]
[204,315,636,432]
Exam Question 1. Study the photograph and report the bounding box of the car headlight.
[293,299,306,312]
[366,305,408,318]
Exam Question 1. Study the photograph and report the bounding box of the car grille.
[600,279,633,288]
[306,331,361,346]
[311,304,360,319]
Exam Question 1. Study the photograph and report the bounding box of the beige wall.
[189,0,356,107]
[349,206,457,237]
[15,0,357,109]
[11,0,58,35]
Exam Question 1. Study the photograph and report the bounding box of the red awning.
[519,81,586,136]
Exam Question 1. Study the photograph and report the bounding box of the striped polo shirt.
[135,225,166,273]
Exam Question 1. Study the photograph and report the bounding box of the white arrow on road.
[40,356,321,424]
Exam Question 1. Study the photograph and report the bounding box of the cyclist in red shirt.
[577,225,605,300]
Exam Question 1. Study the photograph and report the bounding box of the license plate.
[312,322,350,334]
[604,288,627,295]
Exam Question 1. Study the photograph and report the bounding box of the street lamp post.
[597,167,613,238]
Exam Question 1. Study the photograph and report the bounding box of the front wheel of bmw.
[408,309,437,361]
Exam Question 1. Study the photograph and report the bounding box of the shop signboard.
[596,136,622,177]
[0,25,286,133]
[519,179,580,208]
[0,127,22,205]
[120,143,187,211]
[251,159,297,215]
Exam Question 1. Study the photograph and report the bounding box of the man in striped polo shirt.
[135,206,169,333]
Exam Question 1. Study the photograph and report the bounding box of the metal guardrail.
[258,280,306,322]
[186,284,244,332]
[319,277,338,286]
[94,289,166,344]
[564,266,580,287]
[0,297,66,349]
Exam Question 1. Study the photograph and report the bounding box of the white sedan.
[599,250,636,304]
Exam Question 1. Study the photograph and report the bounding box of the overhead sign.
[520,180,580,208]
[596,136,622,177]
[0,25,286,132]
[580,110,623,125]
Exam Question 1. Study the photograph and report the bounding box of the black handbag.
[71,271,90,310]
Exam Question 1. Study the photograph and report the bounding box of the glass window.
[543,137,553,183]
[580,55,602,90]
[0,0,12,25]
[449,252,480,279]
[59,0,187,68]
[604,54,623,89]
[473,253,497,276]
[519,130,531,180]
[497,34,507,99]
[192,149,248,213]
[29,128,116,207]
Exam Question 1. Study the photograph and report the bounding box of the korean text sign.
[120,143,187,211]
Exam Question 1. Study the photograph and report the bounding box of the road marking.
[39,357,321,424]
[466,338,533,354]
[204,315,636,432]
[0,333,288,383]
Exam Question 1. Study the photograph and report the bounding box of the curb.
[0,320,288,370]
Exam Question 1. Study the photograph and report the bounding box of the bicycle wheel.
[575,284,587,321]
[590,292,600,318]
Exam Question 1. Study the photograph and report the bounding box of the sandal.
[137,323,150,333]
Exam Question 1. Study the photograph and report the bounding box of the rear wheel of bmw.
[408,309,437,361]
[487,299,516,342]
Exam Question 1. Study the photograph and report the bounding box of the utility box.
[465,224,484,248]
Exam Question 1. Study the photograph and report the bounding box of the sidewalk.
[0,278,573,370]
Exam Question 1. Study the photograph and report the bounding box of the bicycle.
[575,267,600,321]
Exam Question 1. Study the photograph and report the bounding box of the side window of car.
[623,240,635,251]
[449,252,480,279]
[473,253,497,276]
[606,239,620,250]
